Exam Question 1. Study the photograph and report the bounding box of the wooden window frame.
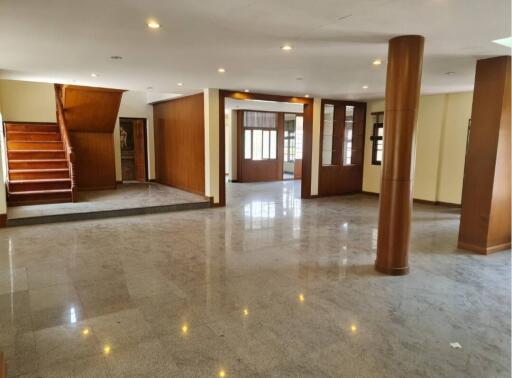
[370,122,383,165]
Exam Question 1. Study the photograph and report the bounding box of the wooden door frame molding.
[219,90,314,206]
[119,117,148,182]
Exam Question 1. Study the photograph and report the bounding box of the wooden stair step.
[5,123,58,133]
[9,178,71,192]
[7,141,63,150]
[8,159,69,169]
[9,168,70,180]
[8,150,66,159]
[8,189,72,206]
[7,131,61,141]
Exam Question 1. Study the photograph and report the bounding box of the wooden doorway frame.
[219,91,314,206]
[119,117,149,182]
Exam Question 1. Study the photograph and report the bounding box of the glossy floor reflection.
[0,180,510,377]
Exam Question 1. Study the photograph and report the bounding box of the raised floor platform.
[7,182,210,226]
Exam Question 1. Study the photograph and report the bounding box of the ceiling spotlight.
[110,55,123,60]
[244,89,250,93]
[177,82,183,86]
[444,71,456,75]
[217,67,226,73]
[91,73,98,77]
[281,44,293,51]
[304,94,310,98]
[372,59,382,66]
[146,21,160,29]
[362,85,369,89]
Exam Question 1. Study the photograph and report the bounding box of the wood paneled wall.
[458,56,511,254]
[61,85,124,190]
[318,100,366,196]
[153,93,205,195]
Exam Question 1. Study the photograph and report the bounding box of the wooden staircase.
[5,122,74,205]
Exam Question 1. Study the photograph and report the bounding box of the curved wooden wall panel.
[60,85,124,190]
[153,93,205,195]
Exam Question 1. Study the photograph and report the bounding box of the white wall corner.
[204,89,220,203]
[310,97,322,196]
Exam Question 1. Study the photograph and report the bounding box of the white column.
[204,88,220,203]
[310,97,322,196]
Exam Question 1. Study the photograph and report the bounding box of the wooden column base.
[375,263,409,276]
[458,241,511,255]
[0,214,6,228]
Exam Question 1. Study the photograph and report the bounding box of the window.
[322,104,335,165]
[295,116,303,159]
[370,112,384,165]
[284,115,296,162]
[343,106,354,165]
[243,111,278,161]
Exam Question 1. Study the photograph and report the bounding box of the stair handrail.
[54,84,77,202]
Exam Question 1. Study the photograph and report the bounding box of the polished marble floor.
[0,180,510,377]
[7,182,208,221]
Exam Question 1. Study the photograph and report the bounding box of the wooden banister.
[54,84,77,202]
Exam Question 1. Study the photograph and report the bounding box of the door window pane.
[244,130,251,159]
[270,130,277,159]
[262,130,270,159]
[295,116,303,159]
[322,104,335,165]
[253,130,263,160]
[343,106,354,165]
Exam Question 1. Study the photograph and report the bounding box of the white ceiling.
[0,0,510,100]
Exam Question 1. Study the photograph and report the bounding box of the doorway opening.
[120,117,148,182]
[220,92,313,207]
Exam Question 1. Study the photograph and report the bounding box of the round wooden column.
[375,35,424,276]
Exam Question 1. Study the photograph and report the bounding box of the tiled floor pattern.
[0,180,509,377]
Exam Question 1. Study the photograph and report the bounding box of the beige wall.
[0,79,56,122]
[362,92,473,204]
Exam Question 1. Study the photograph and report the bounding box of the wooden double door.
[237,110,303,182]
[120,118,147,182]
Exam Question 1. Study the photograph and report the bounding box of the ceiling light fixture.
[177,82,183,86]
[493,36,512,48]
[91,73,98,77]
[244,89,250,93]
[304,94,310,98]
[217,67,226,73]
[110,55,123,60]
[362,85,368,89]
[372,59,382,66]
[281,44,293,51]
[146,21,160,29]
[147,86,153,90]
[444,71,456,76]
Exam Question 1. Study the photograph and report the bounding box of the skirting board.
[458,241,511,254]
[361,191,461,208]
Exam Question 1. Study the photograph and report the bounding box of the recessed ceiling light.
[296,76,304,81]
[362,85,368,89]
[146,21,160,29]
[244,89,250,93]
[304,94,310,98]
[91,73,98,78]
[110,55,123,60]
[177,82,183,86]
[147,86,153,90]
[217,67,226,73]
[444,71,456,76]
[493,37,512,48]
[372,59,382,66]
[281,44,293,51]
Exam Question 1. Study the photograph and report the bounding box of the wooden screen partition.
[59,85,124,190]
[318,99,366,196]
[153,93,205,195]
